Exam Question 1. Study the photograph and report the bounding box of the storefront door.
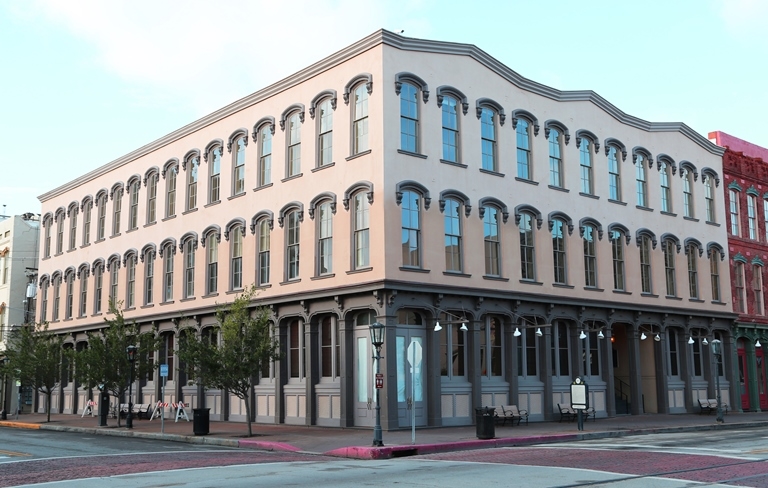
[396,329,426,428]
[738,346,750,410]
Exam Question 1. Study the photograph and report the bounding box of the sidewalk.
[3,410,768,460]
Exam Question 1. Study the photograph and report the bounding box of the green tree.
[178,285,280,437]
[73,301,159,427]
[2,322,64,422]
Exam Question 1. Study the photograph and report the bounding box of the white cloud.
[21,0,394,115]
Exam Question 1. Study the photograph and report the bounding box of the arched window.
[633,147,652,208]
[477,99,503,173]
[180,233,197,298]
[183,149,200,211]
[205,140,223,204]
[397,181,429,269]
[519,212,536,281]
[513,110,538,180]
[315,95,335,167]
[399,81,420,153]
[686,242,700,299]
[481,316,504,378]
[546,123,566,188]
[604,139,626,202]
[345,73,372,156]
[582,223,597,288]
[125,251,137,308]
[92,260,104,314]
[107,254,120,305]
[315,197,334,276]
[729,182,741,236]
[77,264,89,317]
[281,105,304,178]
[576,130,598,196]
[609,226,628,291]
[257,216,271,286]
[163,159,178,218]
[227,222,244,291]
[55,208,65,255]
[682,167,695,218]
[442,197,465,273]
[111,184,123,237]
[637,229,656,294]
[124,176,139,231]
[483,205,501,277]
[735,260,746,312]
[145,169,159,225]
[64,268,75,320]
[228,129,248,196]
[747,188,759,240]
[254,118,274,187]
[142,244,156,306]
[39,275,50,322]
[95,190,108,241]
[42,213,52,258]
[662,234,679,297]
[51,272,62,321]
[659,158,672,213]
[280,204,303,281]
[81,196,93,246]
[353,192,370,270]
[160,239,176,302]
[552,218,567,284]
[437,86,465,164]
[753,263,764,315]
[202,226,220,295]
[704,174,716,223]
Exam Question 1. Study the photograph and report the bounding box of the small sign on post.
[570,377,589,431]
[160,364,168,378]
[375,373,384,389]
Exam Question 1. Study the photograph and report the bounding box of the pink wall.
[709,131,768,161]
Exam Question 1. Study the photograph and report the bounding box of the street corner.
[0,420,41,430]
[238,439,302,452]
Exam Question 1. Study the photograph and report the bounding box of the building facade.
[0,213,40,416]
[36,31,736,428]
[710,131,768,412]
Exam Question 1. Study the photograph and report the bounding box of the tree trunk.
[46,391,51,423]
[245,393,252,437]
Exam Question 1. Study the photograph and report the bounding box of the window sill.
[66,248,76,253]
[180,297,196,302]
[312,162,335,172]
[204,201,221,208]
[552,283,574,289]
[126,228,138,234]
[706,221,720,227]
[42,256,50,260]
[80,243,91,248]
[91,313,102,317]
[226,289,244,295]
[143,222,157,228]
[109,234,120,239]
[548,185,569,193]
[689,298,705,303]
[253,183,273,192]
[479,168,505,178]
[182,208,198,215]
[281,173,303,183]
[95,238,105,244]
[346,149,372,161]
[346,267,372,275]
[311,273,336,280]
[439,159,466,168]
[665,295,683,301]
[584,286,604,292]
[684,216,700,222]
[660,211,677,217]
[483,275,509,282]
[712,300,726,305]
[63,318,72,322]
[203,293,219,298]
[443,271,471,278]
[608,199,626,206]
[612,289,632,295]
[279,279,302,285]
[160,300,174,305]
[256,283,272,289]
[399,266,430,273]
[579,192,599,200]
[397,149,427,159]
[640,292,659,298]
[636,205,654,212]
[520,279,542,286]
[514,177,539,186]
[140,304,154,309]
[228,192,246,201]
[124,307,136,312]
[162,215,176,222]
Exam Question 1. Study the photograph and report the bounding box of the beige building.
[36,30,735,427]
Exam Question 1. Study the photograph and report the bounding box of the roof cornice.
[39,29,723,202]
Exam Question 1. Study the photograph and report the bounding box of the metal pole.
[1,370,6,420]
[161,377,166,434]
[372,346,383,447]
[126,364,134,429]
[411,345,416,445]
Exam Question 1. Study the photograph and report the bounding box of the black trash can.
[193,408,210,436]
[475,406,495,439]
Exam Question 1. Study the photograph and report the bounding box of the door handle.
[367,397,372,410]
[407,397,412,409]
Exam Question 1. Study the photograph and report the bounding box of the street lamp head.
[369,322,385,348]
[710,339,722,356]
[126,344,138,362]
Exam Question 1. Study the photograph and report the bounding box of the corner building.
[37,30,736,427]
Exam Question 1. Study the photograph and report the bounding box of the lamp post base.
[372,426,384,447]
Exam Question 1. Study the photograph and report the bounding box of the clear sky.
[1,0,766,217]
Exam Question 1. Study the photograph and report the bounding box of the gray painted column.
[722,331,739,413]
[655,333,669,414]
[304,318,318,426]
[426,314,442,427]
[468,319,482,414]
[381,316,396,431]
[506,318,517,406]
[338,316,353,427]
[679,329,693,412]
[542,324,553,420]
[628,326,643,415]
[275,322,288,424]
[747,338,759,412]
[602,327,615,417]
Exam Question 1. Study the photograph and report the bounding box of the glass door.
[396,330,426,428]
[353,333,375,426]
[738,346,750,410]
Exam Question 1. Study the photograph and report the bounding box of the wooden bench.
[698,398,728,415]
[502,405,528,426]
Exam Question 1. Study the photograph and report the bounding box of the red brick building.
[710,131,768,412]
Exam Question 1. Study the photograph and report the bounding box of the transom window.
[480,316,503,378]
[516,320,539,379]
[551,322,570,377]
[439,311,466,379]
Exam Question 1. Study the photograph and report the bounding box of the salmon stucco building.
[36,30,736,428]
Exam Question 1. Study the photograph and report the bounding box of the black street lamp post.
[126,345,138,429]
[1,358,7,421]
[710,339,725,424]
[369,322,385,447]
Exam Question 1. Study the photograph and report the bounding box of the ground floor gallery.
[38,286,738,429]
